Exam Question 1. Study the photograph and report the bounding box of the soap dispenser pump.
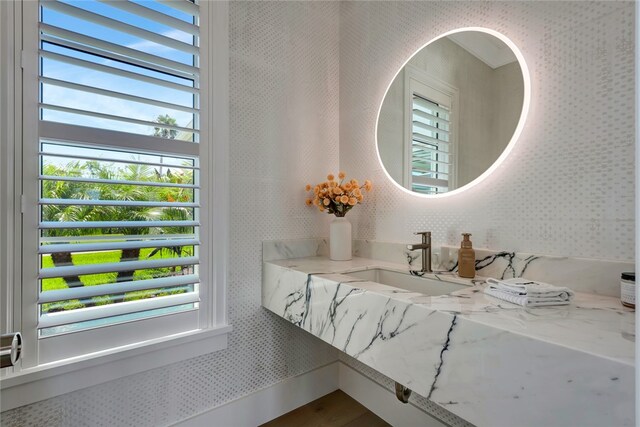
[458,233,476,278]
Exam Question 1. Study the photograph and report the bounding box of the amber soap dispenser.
[458,233,476,278]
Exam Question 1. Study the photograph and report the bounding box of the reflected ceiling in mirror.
[375,28,530,197]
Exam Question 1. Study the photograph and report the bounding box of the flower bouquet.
[305,172,372,217]
[305,172,372,260]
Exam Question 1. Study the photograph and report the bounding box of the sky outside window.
[40,0,198,138]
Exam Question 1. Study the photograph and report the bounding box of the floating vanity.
[263,22,635,427]
[262,239,634,427]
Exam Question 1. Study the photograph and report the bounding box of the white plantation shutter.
[33,0,204,342]
[38,147,202,331]
[411,94,451,194]
[39,0,199,138]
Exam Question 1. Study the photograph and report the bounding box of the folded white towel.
[484,278,574,307]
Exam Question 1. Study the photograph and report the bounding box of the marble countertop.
[262,254,635,427]
[268,256,634,365]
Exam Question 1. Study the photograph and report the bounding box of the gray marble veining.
[262,240,635,427]
[352,239,632,296]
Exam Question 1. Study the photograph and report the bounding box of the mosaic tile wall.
[1,2,340,425]
[2,2,634,426]
[340,1,635,262]
[338,0,635,422]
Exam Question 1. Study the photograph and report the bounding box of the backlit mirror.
[376,28,529,196]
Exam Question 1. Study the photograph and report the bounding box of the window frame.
[0,0,230,411]
[404,65,459,194]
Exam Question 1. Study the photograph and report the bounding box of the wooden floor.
[260,390,390,427]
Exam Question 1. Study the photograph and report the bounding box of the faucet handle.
[414,231,431,236]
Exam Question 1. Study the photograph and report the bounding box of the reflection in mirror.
[377,29,526,195]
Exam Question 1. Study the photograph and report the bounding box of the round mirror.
[376,28,529,196]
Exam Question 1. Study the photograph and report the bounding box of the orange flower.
[167,194,175,202]
[305,175,370,213]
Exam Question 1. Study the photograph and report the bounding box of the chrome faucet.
[407,231,432,273]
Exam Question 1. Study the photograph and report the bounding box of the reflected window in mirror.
[376,28,529,197]
[406,67,458,194]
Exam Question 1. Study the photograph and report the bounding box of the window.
[405,67,458,195]
[1,0,229,404]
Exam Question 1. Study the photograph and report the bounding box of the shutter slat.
[41,35,196,81]
[41,233,195,243]
[40,104,198,135]
[412,168,450,177]
[410,156,451,167]
[413,136,450,147]
[40,174,199,189]
[413,96,450,116]
[40,122,200,158]
[411,145,450,157]
[40,51,198,94]
[40,238,199,254]
[38,292,200,328]
[413,122,449,138]
[40,23,199,76]
[97,1,200,36]
[41,0,199,55]
[39,198,197,208]
[157,0,199,16]
[39,256,199,279]
[412,109,450,128]
[39,274,199,303]
[412,175,450,188]
[39,220,199,229]
[41,150,199,170]
[41,77,198,114]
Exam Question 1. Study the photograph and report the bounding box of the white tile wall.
[2,2,634,426]
[339,0,635,421]
[1,2,340,426]
[340,1,635,262]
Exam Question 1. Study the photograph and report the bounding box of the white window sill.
[0,324,233,411]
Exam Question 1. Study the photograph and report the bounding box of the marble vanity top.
[266,256,635,366]
[262,251,635,427]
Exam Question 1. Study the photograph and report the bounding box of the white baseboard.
[175,360,449,427]
[174,362,339,427]
[338,362,448,427]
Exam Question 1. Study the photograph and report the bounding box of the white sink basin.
[346,268,467,296]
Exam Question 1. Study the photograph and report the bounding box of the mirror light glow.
[374,27,531,198]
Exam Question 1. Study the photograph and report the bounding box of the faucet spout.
[407,243,429,251]
[408,231,432,273]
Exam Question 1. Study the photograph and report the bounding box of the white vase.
[330,216,352,261]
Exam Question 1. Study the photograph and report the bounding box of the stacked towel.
[484,278,574,307]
